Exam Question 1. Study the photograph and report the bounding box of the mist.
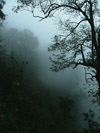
[0,0,100,132]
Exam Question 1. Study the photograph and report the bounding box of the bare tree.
[15,0,100,101]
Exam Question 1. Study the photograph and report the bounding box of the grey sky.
[4,0,58,48]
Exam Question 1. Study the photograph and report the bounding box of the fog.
[0,0,100,132]
[4,0,85,90]
[4,0,57,47]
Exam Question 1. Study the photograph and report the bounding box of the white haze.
[4,0,57,48]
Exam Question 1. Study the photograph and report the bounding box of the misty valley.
[0,0,100,133]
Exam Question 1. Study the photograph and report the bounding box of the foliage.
[1,28,39,60]
[83,109,100,132]
[0,0,5,26]
[0,27,40,79]
[0,0,5,18]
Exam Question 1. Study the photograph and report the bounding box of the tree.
[0,27,40,85]
[0,0,5,25]
[58,96,75,132]
[83,109,100,132]
[0,27,40,132]
[15,0,100,101]
[1,28,39,61]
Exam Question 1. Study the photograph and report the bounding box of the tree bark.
[95,29,100,103]
[96,52,100,104]
[96,69,100,95]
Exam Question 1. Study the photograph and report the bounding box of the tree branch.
[89,1,97,50]
[84,67,96,82]
[74,61,95,68]
[35,2,90,21]
[80,44,86,64]
[74,1,91,23]
[64,19,87,39]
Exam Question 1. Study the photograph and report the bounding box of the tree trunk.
[96,27,100,100]
[96,69,100,94]
[96,65,100,104]
[95,29,100,103]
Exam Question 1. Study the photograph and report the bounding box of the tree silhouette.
[14,0,100,101]
[0,0,5,23]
